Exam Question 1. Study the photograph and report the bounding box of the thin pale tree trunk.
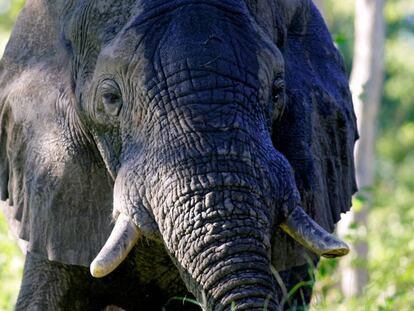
[337,0,385,297]
[313,0,325,15]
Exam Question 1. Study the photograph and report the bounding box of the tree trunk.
[337,0,385,298]
[313,0,325,15]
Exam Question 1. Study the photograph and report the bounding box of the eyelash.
[99,80,123,117]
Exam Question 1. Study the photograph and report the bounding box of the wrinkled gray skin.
[0,0,357,310]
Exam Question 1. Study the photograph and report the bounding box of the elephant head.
[0,0,357,309]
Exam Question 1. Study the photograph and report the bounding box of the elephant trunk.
[200,250,280,310]
[151,160,282,309]
[176,215,280,310]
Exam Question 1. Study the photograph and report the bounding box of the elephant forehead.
[96,0,283,77]
[129,0,248,24]
[156,7,261,68]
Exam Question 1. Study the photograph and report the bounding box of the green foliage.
[313,0,414,310]
[0,0,25,54]
[0,212,24,311]
[0,0,25,30]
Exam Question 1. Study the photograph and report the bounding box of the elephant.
[0,0,358,310]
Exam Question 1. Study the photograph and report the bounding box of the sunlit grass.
[0,212,24,311]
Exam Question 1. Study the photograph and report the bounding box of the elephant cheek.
[112,167,159,237]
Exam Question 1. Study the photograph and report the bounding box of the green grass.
[0,212,24,311]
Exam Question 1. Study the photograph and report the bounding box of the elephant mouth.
[90,206,349,278]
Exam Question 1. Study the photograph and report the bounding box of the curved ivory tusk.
[280,206,349,258]
[90,214,140,278]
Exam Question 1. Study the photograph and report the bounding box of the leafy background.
[1,0,414,310]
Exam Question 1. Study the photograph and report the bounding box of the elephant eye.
[99,80,123,117]
[272,79,285,103]
[271,78,286,121]
[102,92,122,115]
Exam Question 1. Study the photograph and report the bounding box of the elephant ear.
[271,2,358,269]
[0,1,114,266]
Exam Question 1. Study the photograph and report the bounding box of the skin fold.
[0,0,357,310]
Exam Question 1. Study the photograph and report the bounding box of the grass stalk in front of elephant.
[0,0,357,310]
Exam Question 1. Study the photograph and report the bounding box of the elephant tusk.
[90,214,140,278]
[279,206,349,258]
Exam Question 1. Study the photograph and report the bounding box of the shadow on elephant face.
[0,0,357,309]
